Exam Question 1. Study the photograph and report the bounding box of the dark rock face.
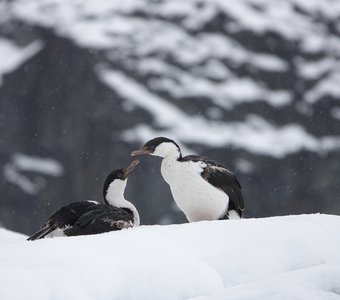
[0,0,340,234]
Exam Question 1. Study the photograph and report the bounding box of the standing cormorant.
[132,137,244,222]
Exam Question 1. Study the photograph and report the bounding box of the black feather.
[27,226,56,241]
[27,201,136,240]
[27,201,102,241]
[47,201,101,227]
[63,206,134,236]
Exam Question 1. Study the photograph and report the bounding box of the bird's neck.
[127,203,140,226]
[105,180,140,226]
[153,142,182,160]
[163,149,181,161]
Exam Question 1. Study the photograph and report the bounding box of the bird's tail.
[27,225,56,241]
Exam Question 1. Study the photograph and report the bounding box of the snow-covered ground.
[0,214,339,300]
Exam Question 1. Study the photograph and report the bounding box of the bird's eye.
[117,173,122,178]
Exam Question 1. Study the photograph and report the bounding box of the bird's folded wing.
[203,166,245,211]
[64,207,133,236]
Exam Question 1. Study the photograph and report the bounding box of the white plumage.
[161,156,228,222]
[132,137,244,222]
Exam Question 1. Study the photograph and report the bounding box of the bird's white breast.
[161,158,228,222]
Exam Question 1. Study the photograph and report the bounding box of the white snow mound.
[0,214,340,300]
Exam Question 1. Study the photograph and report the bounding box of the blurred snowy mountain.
[0,0,340,233]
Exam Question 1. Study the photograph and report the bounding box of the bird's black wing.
[27,201,101,241]
[49,201,102,226]
[180,155,228,169]
[181,155,245,215]
[63,206,134,236]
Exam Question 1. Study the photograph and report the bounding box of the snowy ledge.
[0,214,340,300]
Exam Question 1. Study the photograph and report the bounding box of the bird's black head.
[131,137,181,159]
[102,160,139,202]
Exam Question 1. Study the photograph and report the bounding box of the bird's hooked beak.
[131,148,151,157]
[122,159,140,179]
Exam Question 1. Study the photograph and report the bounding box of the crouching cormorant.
[27,160,140,240]
[132,137,244,222]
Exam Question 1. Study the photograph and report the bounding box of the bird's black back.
[63,206,134,236]
[47,201,101,228]
[179,155,228,169]
[27,201,101,240]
